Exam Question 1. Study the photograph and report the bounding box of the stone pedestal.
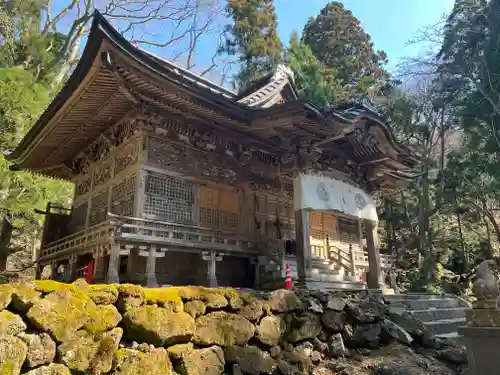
[202,251,223,288]
[459,302,500,375]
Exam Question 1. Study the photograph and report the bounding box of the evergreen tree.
[302,2,389,97]
[221,0,283,89]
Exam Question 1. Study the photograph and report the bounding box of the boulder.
[0,310,27,336]
[0,284,12,310]
[321,310,346,333]
[387,313,427,337]
[10,285,42,314]
[286,313,322,343]
[194,311,255,347]
[23,364,71,375]
[184,300,206,318]
[91,327,123,374]
[325,296,346,311]
[88,284,119,305]
[350,323,382,349]
[114,348,173,374]
[268,289,301,313]
[167,343,194,360]
[381,319,413,345]
[27,290,91,342]
[0,336,27,375]
[346,301,385,323]
[437,347,468,365]
[277,360,304,375]
[83,304,122,334]
[57,331,100,372]
[282,347,314,373]
[18,332,56,368]
[328,333,346,358]
[224,345,277,375]
[256,315,286,346]
[239,300,264,322]
[123,306,195,346]
[308,298,324,313]
[177,345,225,375]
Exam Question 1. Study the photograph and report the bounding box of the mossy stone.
[34,280,91,302]
[184,300,205,318]
[18,332,56,368]
[91,327,123,374]
[177,346,225,375]
[113,348,173,375]
[144,288,183,311]
[118,284,145,299]
[224,345,276,375]
[0,310,27,336]
[10,285,42,314]
[57,331,100,372]
[167,343,194,360]
[83,304,122,334]
[193,311,255,347]
[27,290,92,342]
[23,363,71,375]
[0,335,28,375]
[255,315,286,347]
[123,306,195,346]
[286,313,322,343]
[0,284,12,310]
[238,300,264,322]
[88,284,119,305]
[117,296,143,312]
[176,286,228,309]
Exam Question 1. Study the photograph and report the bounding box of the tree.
[286,31,349,107]
[220,0,283,89]
[302,1,389,97]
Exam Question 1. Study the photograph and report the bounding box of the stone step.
[435,332,466,348]
[388,298,461,310]
[407,308,466,323]
[384,293,445,301]
[424,318,467,335]
[298,279,367,291]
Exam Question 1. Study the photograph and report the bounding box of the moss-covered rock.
[175,286,228,309]
[0,310,26,336]
[113,348,173,375]
[91,327,123,374]
[83,304,122,334]
[255,315,286,346]
[0,335,28,375]
[88,284,119,305]
[286,313,322,343]
[184,300,205,318]
[194,311,255,347]
[10,284,42,314]
[167,343,194,360]
[267,290,301,313]
[34,281,91,302]
[23,363,71,375]
[0,284,12,310]
[238,300,264,322]
[118,284,145,299]
[224,345,276,375]
[57,331,100,372]
[18,332,56,368]
[123,306,195,346]
[144,288,183,312]
[27,290,91,342]
[177,345,225,375]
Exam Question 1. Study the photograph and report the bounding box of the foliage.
[221,0,283,89]
[302,1,389,98]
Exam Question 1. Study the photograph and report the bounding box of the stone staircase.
[258,255,366,291]
[383,293,469,346]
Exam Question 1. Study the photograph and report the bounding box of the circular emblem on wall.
[317,182,330,202]
[354,193,367,209]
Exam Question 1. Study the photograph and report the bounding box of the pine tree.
[221,0,283,90]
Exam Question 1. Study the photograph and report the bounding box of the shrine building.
[6,11,419,290]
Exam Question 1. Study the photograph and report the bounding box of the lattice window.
[144,195,193,222]
[68,202,87,233]
[338,216,360,241]
[199,186,239,231]
[89,189,109,226]
[110,174,137,216]
[145,172,194,202]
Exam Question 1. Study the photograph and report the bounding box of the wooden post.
[50,261,58,280]
[365,219,384,289]
[295,208,312,284]
[126,246,139,282]
[349,244,357,277]
[93,246,106,283]
[145,244,158,287]
[202,251,222,288]
[106,243,120,284]
[67,255,77,282]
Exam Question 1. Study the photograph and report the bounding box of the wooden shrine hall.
[6,11,419,290]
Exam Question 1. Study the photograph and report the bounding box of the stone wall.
[0,280,467,375]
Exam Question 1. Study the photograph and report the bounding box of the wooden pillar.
[66,255,77,282]
[145,244,158,287]
[126,246,140,282]
[50,261,58,280]
[365,219,384,289]
[93,246,106,282]
[295,208,312,284]
[202,251,222,288]
[106,243,120,284]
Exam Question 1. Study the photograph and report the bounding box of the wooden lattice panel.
[199,186,239,231]
[89,189,109,226]
[143,171,194,223]
[114,138,139,175]
[199,186,219,210]
[147,137,195,174]
[111,174,137,216]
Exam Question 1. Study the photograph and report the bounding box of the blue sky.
[273,0,454,72]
